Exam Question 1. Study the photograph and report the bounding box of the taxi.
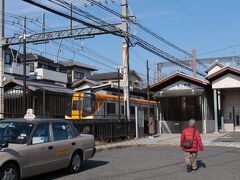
[0,119,95,180]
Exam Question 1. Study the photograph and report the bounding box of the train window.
[107,102,116,115]
[72,100,81,110]
[83,97,95,116]
[143,108,148,115]
[130,106,135,115]
[121,105,124,115]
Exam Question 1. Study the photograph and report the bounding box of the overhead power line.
[20,0,205,76]
[85,0,207,69]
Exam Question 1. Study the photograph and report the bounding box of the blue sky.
[5,0,240,84]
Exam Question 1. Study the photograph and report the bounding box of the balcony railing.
[33,68,67,83]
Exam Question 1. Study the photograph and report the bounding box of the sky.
[5,0,240,84]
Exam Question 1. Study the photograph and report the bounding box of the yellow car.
[0,119,95,180]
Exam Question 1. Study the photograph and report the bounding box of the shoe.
[187,165,192,173]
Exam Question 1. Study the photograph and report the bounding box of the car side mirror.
[0,139,9,150]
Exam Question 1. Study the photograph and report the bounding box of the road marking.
[221,133,232,138]
[221,137,232,139]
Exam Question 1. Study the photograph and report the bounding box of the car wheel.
[0,163,19,180]
[69,152,82,173]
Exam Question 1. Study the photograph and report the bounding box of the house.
[59,60,98,87]
[26,53,67,87]
[90,70,143,89]
[4,48,30,81]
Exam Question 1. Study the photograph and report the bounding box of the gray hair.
[188,119,196,127]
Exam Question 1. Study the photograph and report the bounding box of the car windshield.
[0,122,34,144]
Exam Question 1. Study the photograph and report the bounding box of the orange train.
[65,92,157,120]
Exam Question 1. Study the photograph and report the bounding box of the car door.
[25,122,55,177]
[51,122,76,169]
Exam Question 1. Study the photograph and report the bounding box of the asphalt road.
[26,145,240,180]
[214,132,240,142]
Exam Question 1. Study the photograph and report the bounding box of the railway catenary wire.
[5,7,154,82]
[86,0,207,69]
[42,0,205,76]
[4,12,121,72]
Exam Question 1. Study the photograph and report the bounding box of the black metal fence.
[4,87,71,119]
[73,119,137,141]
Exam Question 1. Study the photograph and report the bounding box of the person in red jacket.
[180,119,203,172]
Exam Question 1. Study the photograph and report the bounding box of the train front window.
[83,96,95,116]
[72,100,81,110]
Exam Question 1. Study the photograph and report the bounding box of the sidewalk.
[96,132,240,151]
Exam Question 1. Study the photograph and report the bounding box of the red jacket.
[180,127,203,152]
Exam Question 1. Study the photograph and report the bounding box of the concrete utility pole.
[147,60,150,120]
[23,16,27,113]
[0,0,4,119]
[122,0,130,121]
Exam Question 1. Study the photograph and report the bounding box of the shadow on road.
[197,160,206,169]
[24,160,109,180]
[81,159,109,171]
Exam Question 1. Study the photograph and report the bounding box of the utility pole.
[42,13,45,33]
[70,3,73,32]
[0,0,4,119]
[118,67,120,121]
[122,0,130,121]
[23,16,27,113]
[147,60,150,120]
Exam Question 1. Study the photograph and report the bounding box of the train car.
[65,91,157,121]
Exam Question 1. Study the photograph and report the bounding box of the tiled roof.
[205,61,225,73]
[91,72,123,80]
[150,72,209,92]
[206,66,240,81]
[4,79,73,94]
[60,60,98,71]
[90,70,141,81]
[26,53,55,64]
[71,77,101,88]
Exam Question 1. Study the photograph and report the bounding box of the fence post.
[126,121,128,140]
[110,121,113,143]
[93,120,96,139]
[233,106,235,132]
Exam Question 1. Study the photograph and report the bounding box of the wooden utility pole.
[0,0,4,119]
[122,0,130,121]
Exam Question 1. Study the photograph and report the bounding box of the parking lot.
[26,145,240,180]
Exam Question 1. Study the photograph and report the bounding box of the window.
[47,65,56,71]
[32,123,50,144]
[121,105,124,115]
[130,106,135,115]
[4,53,11,64]
[52,122,73,141]
[0,122,33,144]
[72,100,81,110]
[38,63,43,68]
[37,63,56,71]
[29,63,34,72]
[74,71,84,80]
[107,102,116,114]
[83,97,95,116]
